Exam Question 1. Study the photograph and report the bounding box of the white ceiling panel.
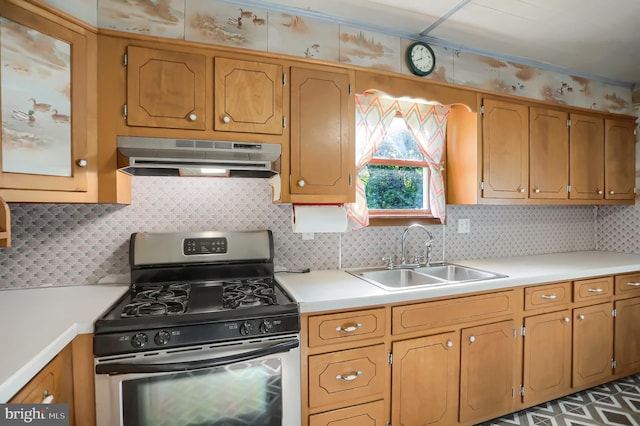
[245,0,640,84]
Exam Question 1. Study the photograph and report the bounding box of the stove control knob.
[131,332,148,348]
[259,320,273,334]
[240,321,254,336]
[155,330,171,346]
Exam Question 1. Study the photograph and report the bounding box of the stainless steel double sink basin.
[347,263,507,291]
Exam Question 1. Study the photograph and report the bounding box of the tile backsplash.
[0,177,606,289]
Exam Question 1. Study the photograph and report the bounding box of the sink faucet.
[400,224,434,267]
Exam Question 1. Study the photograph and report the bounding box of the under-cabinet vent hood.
[117,136,281,178]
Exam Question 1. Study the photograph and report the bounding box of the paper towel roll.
[292,205,348,233]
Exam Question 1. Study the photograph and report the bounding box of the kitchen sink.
[414,264,507,283]
[347,263,507,291]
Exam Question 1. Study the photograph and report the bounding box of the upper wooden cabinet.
[529,107,569,199]
[605,118,636,200]
[481,98,529,199]
[451,94,635,206]
[0,0,97,203]
[288,66,355,203]
[126,46,206,130]
[569,114,605,200]
[214,57,284,135]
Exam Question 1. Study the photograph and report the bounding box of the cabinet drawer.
[308,344,386,409]
[309,400,386,426]
[524,282,571,310]
[9,345,72,404]
[308,308,385,347]
[392,291,515,335]
[574,276,613,301]
[615,272,640,298]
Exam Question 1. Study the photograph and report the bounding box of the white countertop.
[0,284,128,402]
[275,251,640,313]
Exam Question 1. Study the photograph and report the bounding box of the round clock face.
[407,42,436,76]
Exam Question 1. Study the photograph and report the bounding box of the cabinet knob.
[297,180,306,187]
[446,340,454,348]
[579,314,585,321]
[609,190,615,195]
[597,189,603,195]
[534,188,540,193]
[564,317,570,323]
[469,335,476,343]
[42,389,54,404]
[188,113,197,121]
[76,159,87,168]
[519,187,526,193]
[222,115,231,123]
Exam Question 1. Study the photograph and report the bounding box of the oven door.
[95,336,300,426]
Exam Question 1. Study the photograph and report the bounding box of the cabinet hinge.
[282,72,286,86]
[348,83,352,95]
[566,119,571,128]
[612,359,617,369]
[511,387,515,398]
[521,326,526,337]
[480,105,485,116]
[634,128,637,136]
[282,116,286,129]
[123,104,128,120]
[567,184,571,193]
[388,352,393,365]
[513,328,517,337]
[612,308,617,318]
[123,53,128,68]
[480,181,484,191]
[520,385,525,397]
[386,422,391,426]
[349,174,353,187]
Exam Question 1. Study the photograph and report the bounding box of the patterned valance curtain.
[402,102,451,223]
[345,92,451,230]
[345,92,399,230]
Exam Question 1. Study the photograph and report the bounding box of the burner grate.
[122,282,191,317]
[223,279,278,309]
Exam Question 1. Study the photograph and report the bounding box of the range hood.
[117,136,281,178]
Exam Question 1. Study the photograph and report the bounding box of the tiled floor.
[479,374,640,426]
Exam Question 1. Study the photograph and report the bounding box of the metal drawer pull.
[627,282,640,287]
[587,288,604,293]
[540,293,557,299]
[564,317,570,323]
[469,335,476,343]
[579,314,585,320]
[336,323,362,333]
[446,340,454,348]
[336,371,362,381]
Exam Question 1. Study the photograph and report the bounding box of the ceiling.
[241,0,640,87]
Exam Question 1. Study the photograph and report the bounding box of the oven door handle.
[95,339,299,375]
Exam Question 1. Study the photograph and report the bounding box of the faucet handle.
[413,254,426,265]
[382,256,394,269]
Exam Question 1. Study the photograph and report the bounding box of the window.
[359,115,432,218]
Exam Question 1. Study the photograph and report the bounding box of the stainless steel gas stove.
[93,230,300,426]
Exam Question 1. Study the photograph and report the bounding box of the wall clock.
[406,41,436,76]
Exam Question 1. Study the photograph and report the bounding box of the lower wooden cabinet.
[614,297,640,375]
[309,400,386,426]
[522,310,572,404]
[459,320,517,424]
[572,303,614,388]
[391,332,459,426]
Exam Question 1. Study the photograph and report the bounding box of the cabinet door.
[214,57,283,135]
[573,303,613,388]
[614,297,640,376]
[481,99,529,199]
[604,118,636,200]
[569,114,604,200]
[391,331,459,426]
[290,67,354,201]
[529,107,568,199]
[459,320,517,424]
[0,4,89,192]
[522,310,572,405]
[126,46,205,130]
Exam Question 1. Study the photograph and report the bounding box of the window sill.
[368,216,443,226]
